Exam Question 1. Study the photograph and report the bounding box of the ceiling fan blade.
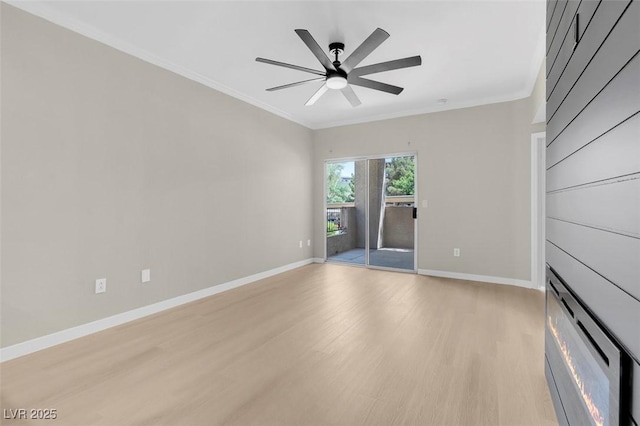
[351,56,422,77]
[340,28,390,73]
[295,29,336,71]
[266,77,326,91]
[341,85,362,107]
[348,76,404,95]
[256,57,325,76]
[305,84,329,106]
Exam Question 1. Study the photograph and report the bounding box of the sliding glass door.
[368,156,415,270]
[325,160,365,265]
[325,155,416,272]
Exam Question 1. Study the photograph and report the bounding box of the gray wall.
[1,5,314,348]
[544,0,640,422]
[313,98,539,281]
[353,159,388,249]
[326,207,357,256]
[367,159,386,249]
[382,207,414,249]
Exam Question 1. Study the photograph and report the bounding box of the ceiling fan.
[256,28,421,107]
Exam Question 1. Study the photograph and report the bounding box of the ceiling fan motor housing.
[329,42,345,66]
[327,42,347,89]
[329,42,345,55]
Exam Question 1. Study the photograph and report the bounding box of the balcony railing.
[327,206,348,236]
[384,195,414,205]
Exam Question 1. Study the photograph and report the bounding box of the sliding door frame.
[323,151,418,273]
[531,132,546,289]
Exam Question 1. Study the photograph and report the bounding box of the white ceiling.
[9,1,546,129]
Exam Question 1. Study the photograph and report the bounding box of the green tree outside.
[326,163,354,203]
[385,157,415,196]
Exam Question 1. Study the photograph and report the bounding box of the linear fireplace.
[545,266,629,426]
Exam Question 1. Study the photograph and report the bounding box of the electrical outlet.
[454,248,460,257]
[307,239,311,247]
[95,278,106,294]
[299,240,303,248]
[141,269,151,283]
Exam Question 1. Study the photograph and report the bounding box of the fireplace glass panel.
[547,291,610,426]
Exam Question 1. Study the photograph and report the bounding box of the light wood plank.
[0,264,557,426]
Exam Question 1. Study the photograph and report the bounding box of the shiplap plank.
[633,360,640,424]
[548,0,560,31]
[544,358,570,426]
[547,218,640,300]
[548,0,639,123]
[547,0,570,60]
[547,177,640,238]
[545,0,640,421]
[547,53,640,166]
[546,113,640,191]
[546,242,640,360]
[547,0,581,77]
[547,0,625,101]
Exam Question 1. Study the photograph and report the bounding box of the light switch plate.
[141,269,151,283]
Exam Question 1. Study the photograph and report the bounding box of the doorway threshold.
[327,248,415,271]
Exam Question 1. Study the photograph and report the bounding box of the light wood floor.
[1,264,558,426]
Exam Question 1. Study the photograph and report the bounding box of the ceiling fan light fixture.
[326,74,348,90]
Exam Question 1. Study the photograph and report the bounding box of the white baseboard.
[312,257,325,263]
[418,269,533,289]
[0,258,315,363]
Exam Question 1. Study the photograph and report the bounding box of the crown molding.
[5,1,546,131]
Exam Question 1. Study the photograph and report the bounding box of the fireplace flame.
[548,315,605,426]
